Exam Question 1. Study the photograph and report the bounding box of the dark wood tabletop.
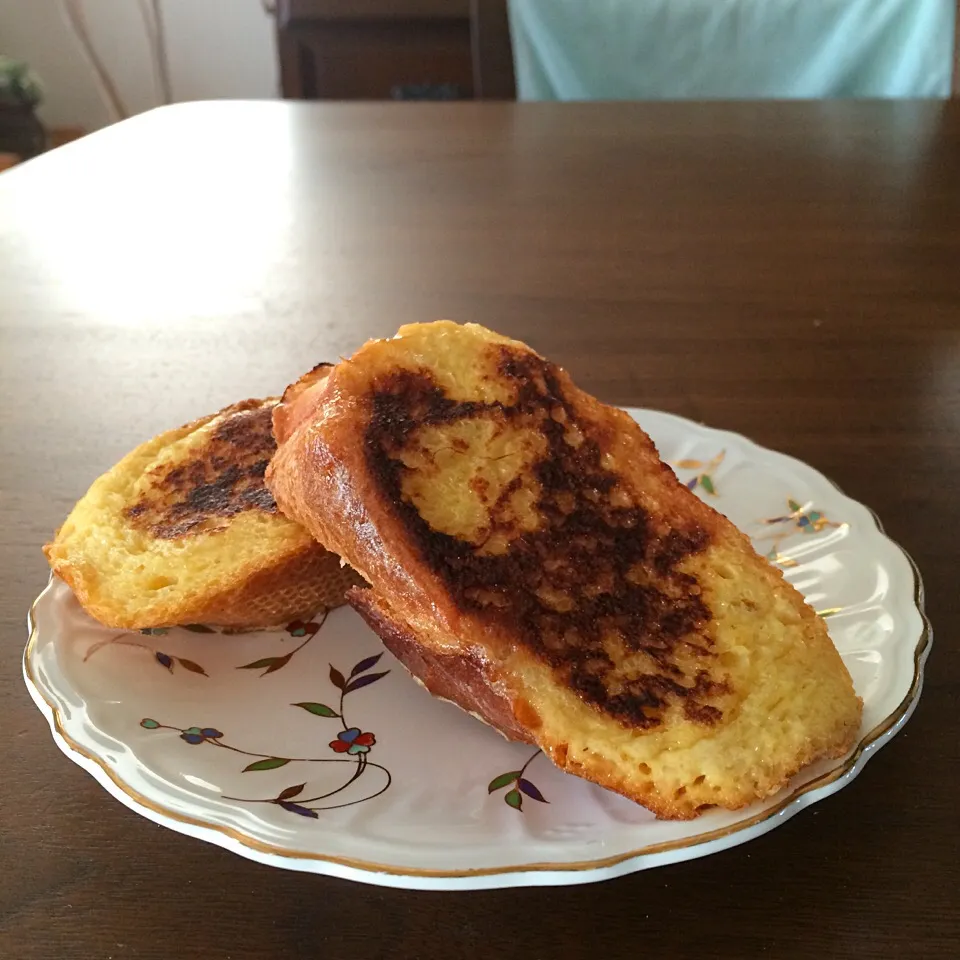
[1,100,957,959]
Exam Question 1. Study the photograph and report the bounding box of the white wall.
[0,0,279,132]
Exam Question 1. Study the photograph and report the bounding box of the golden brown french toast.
[45,385,360,630]
[267,322,862,818]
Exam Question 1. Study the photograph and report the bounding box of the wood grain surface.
[1,101,957,960]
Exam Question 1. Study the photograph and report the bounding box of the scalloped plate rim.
[22,407,932,890]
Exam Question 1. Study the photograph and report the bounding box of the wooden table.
[1,101,957,959]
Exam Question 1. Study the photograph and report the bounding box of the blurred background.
[1,0,956,170]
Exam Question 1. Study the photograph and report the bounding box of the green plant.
[0,56,43,108]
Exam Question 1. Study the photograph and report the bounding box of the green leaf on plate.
[699,474,715,495]
[788,499,802,513]
[243,757,290,772]
[488,771,521,793]
[292,702,339,718]
[183,623,216,634]
[504,788,523,810]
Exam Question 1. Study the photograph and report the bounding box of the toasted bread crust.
[267,321,862,818]
[273,363,334,447]
[349,587,534,743]
[45,389,362,630]
[50,536,358,631]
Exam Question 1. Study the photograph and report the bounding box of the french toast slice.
[45,384,361,631]
[267,321,862,818]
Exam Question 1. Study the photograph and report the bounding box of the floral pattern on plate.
[137,652,392,818]
[23,408,930,889]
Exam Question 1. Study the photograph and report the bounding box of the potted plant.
[0,55,46,159]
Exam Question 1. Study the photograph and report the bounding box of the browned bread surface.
[45,390,360,630]
[267,321,862,818]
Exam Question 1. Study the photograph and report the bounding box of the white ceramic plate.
[24,409,930,890]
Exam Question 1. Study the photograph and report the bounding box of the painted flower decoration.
[179,726,223,745]
[330,727,376,755]
[765,499,838,535]
[287,619,320,638]
[673,450,725,496]
[796,509,827,532]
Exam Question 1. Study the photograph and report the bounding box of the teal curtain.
[509,0,954,100]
